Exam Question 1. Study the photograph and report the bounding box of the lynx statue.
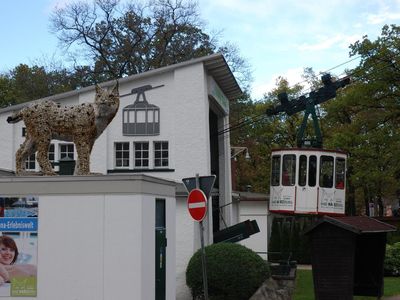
[7,82,119,176]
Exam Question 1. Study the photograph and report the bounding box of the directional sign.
[187,188,208,222]
[182,175,216,200]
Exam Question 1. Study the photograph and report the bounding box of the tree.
[322,24,400,215]
[0,64,81,107]
[50,0,252,89]
[230,77,306,192]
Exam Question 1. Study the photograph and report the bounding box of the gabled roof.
[304,216,397,235]
[0,53,242,114]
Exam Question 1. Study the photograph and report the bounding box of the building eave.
[0,53,243,115]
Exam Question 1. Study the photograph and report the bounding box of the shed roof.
[0,53,242,114]
[304,216,397,235]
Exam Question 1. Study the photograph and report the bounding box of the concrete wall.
[0,175,176,300]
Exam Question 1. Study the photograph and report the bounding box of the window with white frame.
[134,142,149,168]
[154,141,168,168]
[115,142,130,168]
[60,144,74,160]
[25,153,36,170]
[48,144,55,164]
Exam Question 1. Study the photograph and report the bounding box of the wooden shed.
[304,216,396,300]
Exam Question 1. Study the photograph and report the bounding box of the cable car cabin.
[269,148,347,215]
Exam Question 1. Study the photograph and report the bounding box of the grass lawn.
[294,269,400,300]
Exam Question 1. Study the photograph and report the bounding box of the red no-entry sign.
[187,188,207,222]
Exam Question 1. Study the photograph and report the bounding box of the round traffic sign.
[187,188,207,222]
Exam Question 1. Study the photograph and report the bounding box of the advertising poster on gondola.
[0,196,38,297]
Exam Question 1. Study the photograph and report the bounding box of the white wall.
[0,176,176,300]
[175,197,195,300]
[239,201,269,260]
[0,114,15,171]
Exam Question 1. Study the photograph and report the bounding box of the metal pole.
[196,174,209,300]
[199,221,209,300]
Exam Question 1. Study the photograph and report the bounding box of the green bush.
[387,229,400,245]
[186,243,270,300]
[385,242,400,276]
[268,216,312,264]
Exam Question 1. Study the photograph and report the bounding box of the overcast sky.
[1,0,399,99]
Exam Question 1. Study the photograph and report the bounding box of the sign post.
[185,174,211,300]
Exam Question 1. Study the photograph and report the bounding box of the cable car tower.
[267,74,351,215]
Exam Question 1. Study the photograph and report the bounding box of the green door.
[155,199,166,300]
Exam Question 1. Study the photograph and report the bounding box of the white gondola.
[269,148,346,215]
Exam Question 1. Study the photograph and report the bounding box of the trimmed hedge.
[385,242,400,276]
[186,243,270,300]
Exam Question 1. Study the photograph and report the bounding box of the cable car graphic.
[121,84,164,136]
[267,74,351,216]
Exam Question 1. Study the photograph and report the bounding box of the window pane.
[282,155,296,186]
[128,111,135,123]
[155,110,159,122]
[25,153,36,170]
[308,156,317,187]
[147,110,153,122]
[48,144,55,162]
[298,155,307,187]
[271,155,281,186]
[115,142,129,168]
[134,142,149,168]
[154,141,168,168]
[335,158,346,189]
[320,156,334,188]
[136,110,145,123]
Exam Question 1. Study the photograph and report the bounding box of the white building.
[0,175,176,300]
[0,53,243,299]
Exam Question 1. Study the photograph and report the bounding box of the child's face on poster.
[0,243,15,265]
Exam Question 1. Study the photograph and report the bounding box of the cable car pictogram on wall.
[122,84,164,136]
[267,74,351,215]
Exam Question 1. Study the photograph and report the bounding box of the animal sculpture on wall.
[7,82,119,176]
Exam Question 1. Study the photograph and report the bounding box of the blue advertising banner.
[0,219,38,232]
[0,196,38,297]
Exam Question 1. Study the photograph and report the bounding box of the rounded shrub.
[385,242,400,276]
[186,243,270,300]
